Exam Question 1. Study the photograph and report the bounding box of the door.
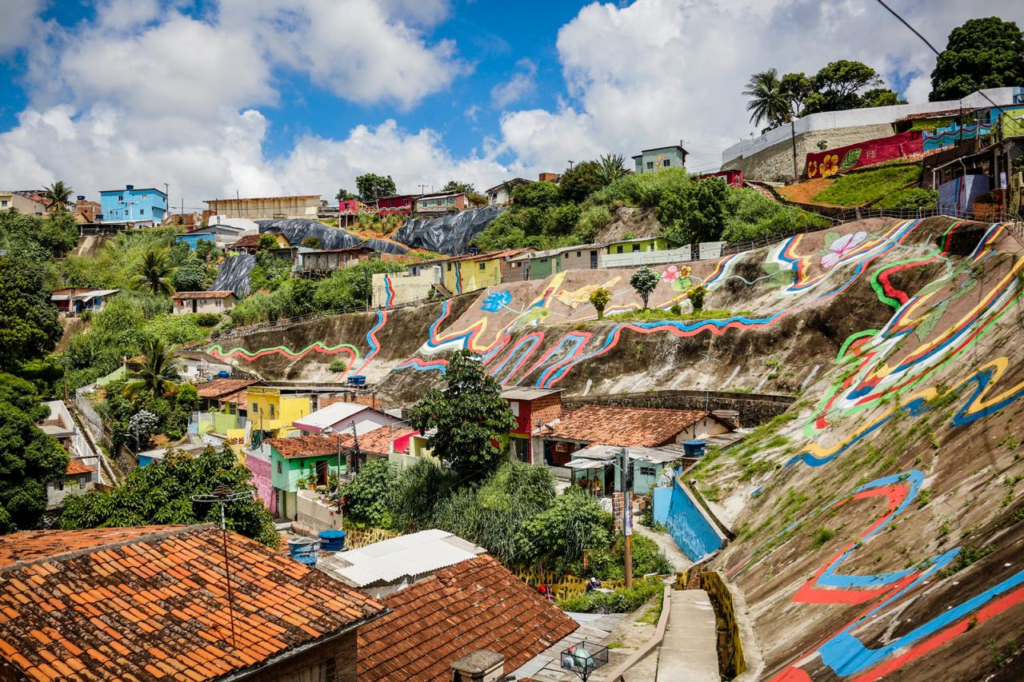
[191,300,197,313]
[316,460,329,486]
[590,250,598,269]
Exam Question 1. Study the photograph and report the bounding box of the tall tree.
[743,69,791,131]
[559,160,607,204]
[802,61,900,115]
[335,188,357,201]
[406,350,516,478]
[41,181,73,212]
[0,373,69,533]
[124,338,181,401]
[61,447,279,546]
[0,254,63,372]
[930,17,1024,101]
[630,266,660,310]
[132,250,175,296]
[441,180,476,194]
[356,173,398,203]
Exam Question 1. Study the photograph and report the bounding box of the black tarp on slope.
[393,206,505,255]
[212,254,255,297]
[256,219,409,254]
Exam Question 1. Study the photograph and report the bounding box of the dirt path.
[634,522,691,573]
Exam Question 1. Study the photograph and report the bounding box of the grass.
[812,165,923,207]
[604,308,737,324]
[636,599,663,626]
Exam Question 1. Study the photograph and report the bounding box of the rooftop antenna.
[191,484,254,650]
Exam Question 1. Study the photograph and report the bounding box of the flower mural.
[818,153,840,178]
[820,231,867,270]
[663,264,693,291]
[480,289,512,313]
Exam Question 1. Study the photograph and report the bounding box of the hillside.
[205,215,1024,679]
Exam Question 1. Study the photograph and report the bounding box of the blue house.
[99,185,167,224]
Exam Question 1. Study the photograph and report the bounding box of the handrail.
[600,584,672,682]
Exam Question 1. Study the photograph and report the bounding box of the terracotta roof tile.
[0,525,385,681]
[64,461,96,476]
[541,405,712,447]
[357,556,576,681]
[335,425,415,456]
[195,379,258,400]
[266,434,350,459]
[170,291,235,301]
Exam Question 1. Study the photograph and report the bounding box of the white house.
[291,401,406,436]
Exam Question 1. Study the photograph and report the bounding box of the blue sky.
[0,0,1020,209]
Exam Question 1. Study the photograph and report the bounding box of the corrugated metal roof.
[332,530,486,588]
[500,388,562,401]
[292,402,370,430]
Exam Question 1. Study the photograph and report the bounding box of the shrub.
[689,285,707,310]
[329,360,346,372]
[576,206,611,242]
[194,313,221,327]
[581,534,673,580]
[722,189,829,243]
[517,488,611,567]
[343,459,401,529]
[875,188,938,210]
[588,168,692,208]
[556,577,663,613]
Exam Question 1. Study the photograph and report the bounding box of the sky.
[0,0,1021,213]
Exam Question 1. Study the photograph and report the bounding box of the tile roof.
[341,425,414,455]
[220,389,248,409]
[196,379,258,399]
[170,290,236,300]
[540,405,711,447]
[266,434,349,459]
[0,525,384,681]
[357,555,577,681]
[231,233,263,248]
[64,460,96,476]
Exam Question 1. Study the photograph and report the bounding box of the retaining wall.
[563,390,795,427]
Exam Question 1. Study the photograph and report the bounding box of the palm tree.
[42,181,73,212]
[124,338,182,401]
[743,69,791,131]
[133,250,176,296]
[598,154,628,184]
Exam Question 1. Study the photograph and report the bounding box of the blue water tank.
[217,370,230,379]
[682,440,707,457]
[287,538,320,565]
[319,530,346,552]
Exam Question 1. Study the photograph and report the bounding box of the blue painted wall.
[665,479,724,561]
[652,487,672,525]
[176,233,216,250]
[100,186,167,223]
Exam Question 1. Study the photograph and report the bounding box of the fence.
[74,386,111,449]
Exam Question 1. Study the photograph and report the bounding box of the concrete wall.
[296,489,344,533]
[205,196,319,219]
[560,246,602,271]
[172,296,235,315]
[563,390,795,426]
[666,478,726,561]
[46,474,94,510]
[246,630,359,682]
[372,272,437,308]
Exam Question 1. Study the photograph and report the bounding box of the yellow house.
[441,249,523,295]
[246,387,315,440]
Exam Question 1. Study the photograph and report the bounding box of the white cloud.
[0,0,46,54]
[491,58,538,109]
[465,104,481,122]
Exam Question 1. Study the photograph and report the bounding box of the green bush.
[517,487,612,567]
[588,168,692,208]
[556,577,664,613]
[874,187,938,210]
[329,360,346,372]
[568,534,673,580]
[576,206,612,242]
[343,459,401,529]
[722,189,829,243]
[194,313,221,327]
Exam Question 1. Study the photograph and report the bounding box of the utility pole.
[164,183,169,220]
[790,118,799,183]
[620,447,633,588]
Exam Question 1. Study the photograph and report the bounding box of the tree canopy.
[61,447,278,546]
[335,188,357,201]
[930,17,1024,101]
[630,266,660,309]
[42,181,73,212]
[0,253,63,372]
[559,161,608,204]
[406,350,516,478]
[442,180,476,194]
[0,373,69,533]
[356,173,398,203]
[132,250,175,297]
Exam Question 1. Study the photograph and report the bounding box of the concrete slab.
[655,590,719,682]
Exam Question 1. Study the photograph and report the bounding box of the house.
[50,288,119,316]
[231,232,291,254]
[633,144,688,173]
[534,405,732,467]
[503,244,601,282]
[376,193,418,216]
[356,555,578,680]
[99,185,168,224]
[295,246,376,277]
[0,525,385,681]
[246,386,318,438]
[170,290,237,315]
[321,529,487,598]
[266,433,352,519]
[437,249,524,295]
[0,190,47,214]
[338,198,365,214]
[292,401,406,436]
[177,350,234,383]
[603,235,689,268]
[501,388,563,464]
[37,400,100,509]
[71,197,101,222]
[204,194,320,220]
[568,443,688,497]
[484,177,532,206]
[415,190,467,214]
[194,377,257,435]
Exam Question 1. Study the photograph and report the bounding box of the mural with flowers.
[805,130,923,179]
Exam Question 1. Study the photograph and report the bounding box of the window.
[56,481,65,491]
[617,245,624,254]
[140,208,145,215]
[1,200,7,207]
[510,401,520,417]
[447,263,453,271]
[79,479,87,490]
[576,251,582,257]
[663,159,671,167]
[277,461,282,474]
[633,244,640,252]
[640,466,656,477]
[270,404,275,419]
[141,193,148,199]
[646,161,654,170]
[479,263,486,270]
[118,195,123,202]
[215,300,222,307]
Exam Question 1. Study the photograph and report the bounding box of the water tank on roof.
[287,538,319,565]
[318,530,346,552]
[126,184,134,191]
[682,440,706,457]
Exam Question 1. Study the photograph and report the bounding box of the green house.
[267,434,348,520]
[605,236,678,256]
